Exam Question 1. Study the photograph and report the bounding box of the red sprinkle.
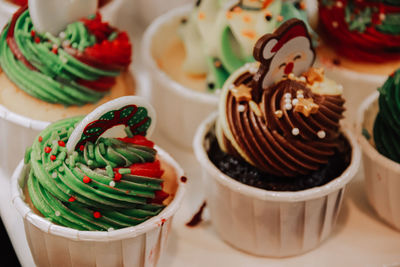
[51,47,58,55]
[44,147,52,153]
[30,30,35,37]
[93,211,102,219]
[34,37,40,43]
[114,172,122,181]
[83,175,91,183]
[68,196,76,202]
[58,140,65,147]
[50,155,56,161]
[38,136,43,142]
[79,145,85,151]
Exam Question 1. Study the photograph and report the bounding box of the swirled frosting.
[0,7,131,106]
[373,69,400,162]
[179,0,315,91]
[217,64,345,177]
[24,116,168,231]
[319,0,400,62]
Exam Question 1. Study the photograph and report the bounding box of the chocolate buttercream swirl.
[220,70,345,177]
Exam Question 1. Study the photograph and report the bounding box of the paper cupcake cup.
[141,5,219,150]
[356,92,400,231]
[316,59,386,131]
[0,0,17,29]
[0,68,146,179]
[11,146,186,267]
[193,112,361,257]
[136,0,193,27]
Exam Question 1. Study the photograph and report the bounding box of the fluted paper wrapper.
[141,5,218,150]
[194,113,361,257]
[11,147,186,267]
[357,92,400,231]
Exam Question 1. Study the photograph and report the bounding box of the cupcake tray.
[1,130,400,267]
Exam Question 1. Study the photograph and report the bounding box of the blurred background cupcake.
[142,0,318,149]
[11,96,186,267]
[194,19,360,257]
[316,0,400,128]
[357,68,400,231]
[0,2,139,178]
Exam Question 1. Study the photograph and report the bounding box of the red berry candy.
[44,147,52,153]
[58,140,65,147]
[93,211,102,219]
[114,172,122,181]
[50,155,56,161]
[68,196,76,202]
[38,136,43,142]
[83,176,91,183]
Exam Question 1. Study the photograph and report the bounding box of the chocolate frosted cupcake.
[357,69,400,231]
[194,19,360,257]
[11,96,186,266]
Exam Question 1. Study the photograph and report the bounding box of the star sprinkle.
[294,98,319,117]
[231,84,252,102]
[303,67,324,85]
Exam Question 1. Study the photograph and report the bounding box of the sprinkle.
[379,13,386,21]
[226,11,233,19]
[288,73,295,80]
[69,196,76,202]
[55,211,61,217]
[50,155,56,161]
[284,93,292,99]
[93,211,102,219]
[44,147,52,153]
[109,181,116,187]
[284,98,291,104]
[231,84,252,102]
[275,110,283,118]
[238,105,246,112]
[243,15,251,23]
[59,31,66,39]
[83,175,91,184]
[118,168,131,175]
[242,30,256,39]
[249,101,262,117]
[332,21,339,28]
[214,60,221,68]
[292,128,300,136]
[38,136,43,142]
[79,145,85,151]
[297,93,304,99]
[30,30,35,37]
[34,37,40,43]
[228,84,235,90]
[114,172,122,181]
[58,140,65,147]
[198,12,205,20]
[284,103,292,110]
[299,76,306,82]
[317,130,326,139]
[292,98,299,106]
[299,1,306,9]
[277,15,283,22]
[52,172,57,178]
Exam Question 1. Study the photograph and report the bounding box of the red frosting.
[319,0,400,62]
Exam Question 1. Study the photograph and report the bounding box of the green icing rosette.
[0,7,131,106]
[24,116,167,231]
[373,69,400,163]
[179,0,316,91]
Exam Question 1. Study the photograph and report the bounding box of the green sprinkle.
[118,168,131,175]
[106,165,114,177]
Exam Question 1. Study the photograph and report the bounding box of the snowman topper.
[252,18,315,94]
[66,96,156,153]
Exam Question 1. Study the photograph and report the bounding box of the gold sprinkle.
[249,101,262,117]
[303,67,324,85]
[294,98,319,117]
[275,110,283,118]
[242,30,256,39]
[231,84,252,102]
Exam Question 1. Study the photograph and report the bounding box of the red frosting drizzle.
[319,0,400,62]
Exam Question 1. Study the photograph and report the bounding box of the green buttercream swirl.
[373,69,400,163]
[0,10,120,106]
[24,116,165,231]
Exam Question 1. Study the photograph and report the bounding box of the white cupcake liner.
[136,0,193,27]
[193,113,361,257]
[0,68,146,179]
[316,59,386,131]
[11,146,186,267]
[0,0,17,29]
[356,92,400,231]
[141,5,219,150]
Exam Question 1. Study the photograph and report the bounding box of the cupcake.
[316,0,400,127]
[194,19,360,257]
[11,96,186,266]
[0,3,137,177]
[142,0,317,149]
[357,69,400,231]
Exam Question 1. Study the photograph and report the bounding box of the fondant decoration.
[29,0,97,35]
[253,18,315,90]
[67,96,156,153]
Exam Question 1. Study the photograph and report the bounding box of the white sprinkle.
[379,13,386,21]
[284,98,291,104]
[288,73,295,80]
[52,172,57,178]
[59,31,66,39]
[62,40,70,47]
[332,21,339,28]
[284,93,292,99]
[292,128,300,136]
[292,98,299,106]
[109,181,116,187]
[317,130,326,139]
[52,44,58,50]
[284,103,292,110]
[238,105,245,112]
[55,211,61,217]
[297,94,304,99]
[299,76,306,82]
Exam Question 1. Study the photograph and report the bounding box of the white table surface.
[0,3,400,266]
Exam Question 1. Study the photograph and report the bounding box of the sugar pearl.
[317,130,326,139]
[292,128,300,135]
[238,105,246,112]
[52,172,57,178]
[284,93,292,99]
[109,181,116,187]
[332,21,339,28]
[284,103,292,110]
[55,211,61,217]
[292,98,299,105]
[275,110,283,118]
